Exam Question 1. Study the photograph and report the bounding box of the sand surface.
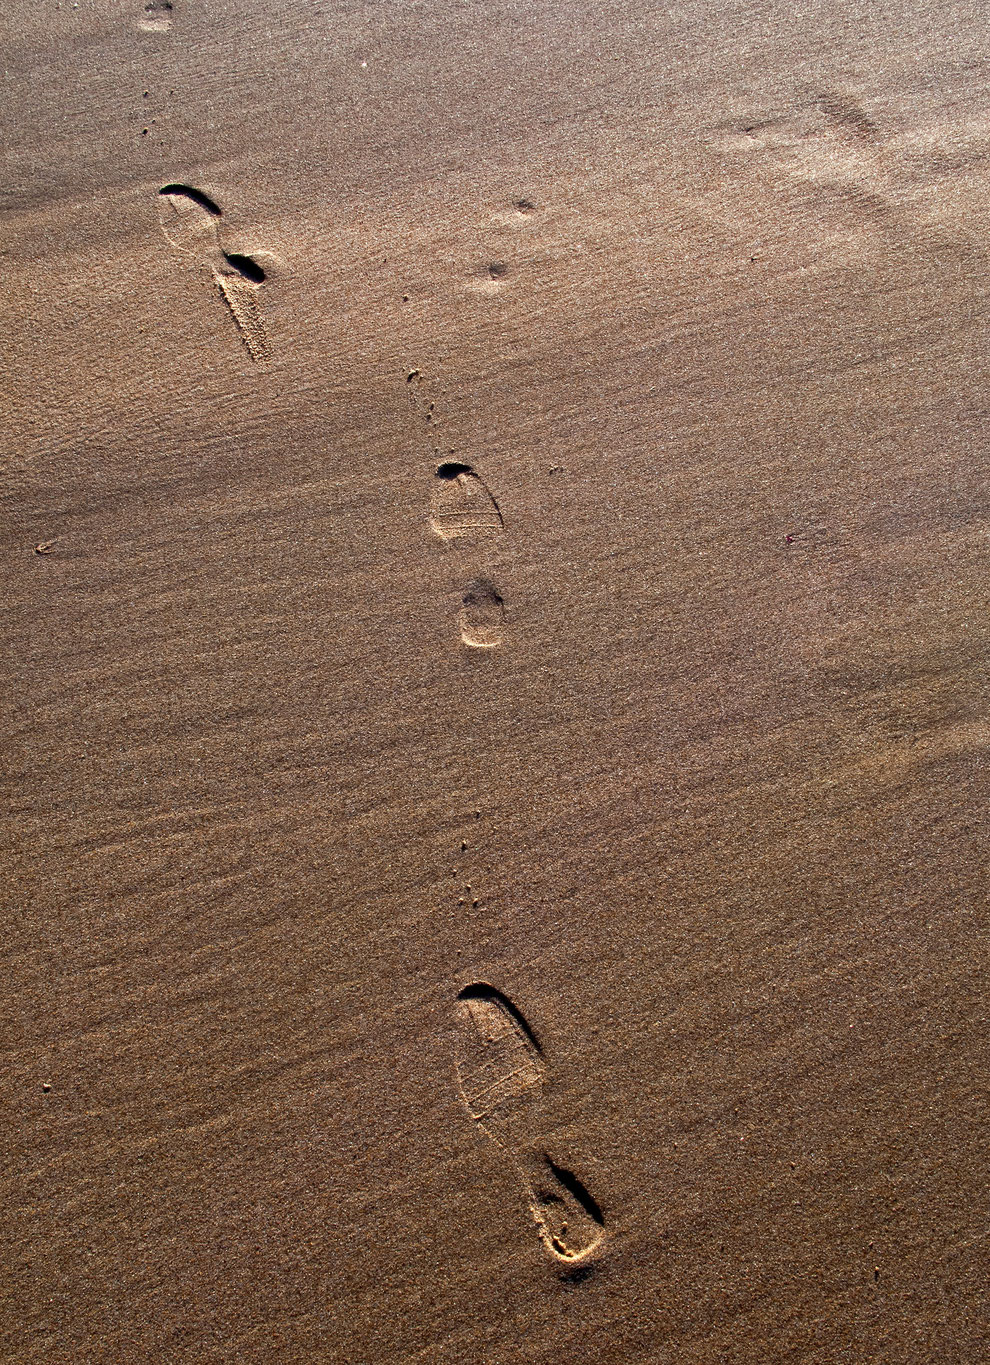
[2,2,989,1361]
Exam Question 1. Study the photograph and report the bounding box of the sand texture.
[2,1,989,1361]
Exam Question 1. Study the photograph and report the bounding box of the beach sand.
[2,2,988,1360]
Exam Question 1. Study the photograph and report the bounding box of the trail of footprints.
[157,184,270,362]
[411,214,602,1258]
[155,166,598,1260]
[135,112,935,1280]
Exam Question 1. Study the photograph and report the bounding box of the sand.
[2,1,988,1361]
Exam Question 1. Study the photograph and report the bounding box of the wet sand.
[2,2,989,1361]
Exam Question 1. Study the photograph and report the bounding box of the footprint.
[816,91,880,145]
[157,184,270,363]
[459,579,505,649]
[722,92,889,187]
[140,0,173,31]
[493,197,540,229]
[454,984,604,1263]
[466,261,512,295]
[724,92,879,154]
[430,463,503,542]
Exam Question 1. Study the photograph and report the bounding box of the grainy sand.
[2,2,989,1361]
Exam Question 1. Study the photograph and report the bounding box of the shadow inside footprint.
[529,1155,605,1261]
[222,251,266,284]
[159,184,220,214]
[459,579,504,649]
